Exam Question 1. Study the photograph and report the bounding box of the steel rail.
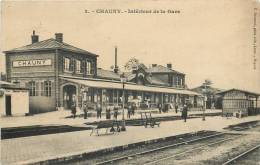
[95,132,226,165]
[222,144,260,165]
[143,135,242,165]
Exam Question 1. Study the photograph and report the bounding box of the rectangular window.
[86,60,93,75]
[76,60,82,73]
[44,81,52,97]
[29,81,36,96]
[176,77,179,87]
[64,58,70,72]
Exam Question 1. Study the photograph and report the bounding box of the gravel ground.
[231,147,260,165]
[112,133,241,165]
[155,134,260,165]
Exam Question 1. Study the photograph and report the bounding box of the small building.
[217,89,260,117]
[0,81,29,116]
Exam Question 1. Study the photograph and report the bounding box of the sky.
[1,0,260,92]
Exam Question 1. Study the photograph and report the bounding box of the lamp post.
[120,73,127,131]
[202,82,207,121]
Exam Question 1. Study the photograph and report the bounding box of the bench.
[141,112,160,128]
[90,120,120,136]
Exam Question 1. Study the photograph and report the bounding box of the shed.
[217,88,260,117]
[0,81,29,116]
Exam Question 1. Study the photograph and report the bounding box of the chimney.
[152,64,157,67]
[167,63,172,69]
[55,33,63,42]
[114,46,119,73]
[31,30,39,44]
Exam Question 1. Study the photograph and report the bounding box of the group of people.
[158,103,189,122]
[72,101,189,122]
[79,102,121,120]
[127,103,136,119]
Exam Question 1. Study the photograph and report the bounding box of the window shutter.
[90,61,94,74]
[41,82,44,96]
[69,58,73,71]
[51,81,54,97]
[63,57,65,70]
[81,61,85,73]
[36,82,40,96]
[72,59,75,72]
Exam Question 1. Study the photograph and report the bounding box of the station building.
[4,31,200,114]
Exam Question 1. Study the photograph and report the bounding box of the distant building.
[4,31,200,114]
[191,85,223,109]
[217,89,260,117]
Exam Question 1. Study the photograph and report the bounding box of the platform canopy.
[61,77,201,96]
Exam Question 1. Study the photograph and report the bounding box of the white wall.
[0,89,29,116]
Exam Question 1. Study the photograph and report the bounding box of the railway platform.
[0,108,221,128]
[1,115,260,165]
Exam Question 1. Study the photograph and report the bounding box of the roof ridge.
[5,38,98,56]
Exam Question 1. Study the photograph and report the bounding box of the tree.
[203,79,212,86]
[202,79,214,109]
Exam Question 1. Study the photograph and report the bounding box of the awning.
[61,77,201,96]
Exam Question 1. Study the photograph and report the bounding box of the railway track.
[142,134,243,165]
[94,132,238,165]
[221,144,260,165]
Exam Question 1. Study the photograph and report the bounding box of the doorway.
[63,85,77,110]
[5,95,12,116]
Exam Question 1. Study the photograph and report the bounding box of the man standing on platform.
[83,102,88,119]
[182,103,188,122]
[96,103,102,119]
[175,104,178,114]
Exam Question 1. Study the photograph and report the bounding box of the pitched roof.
[124,72,168,86]
[146,76,168,86]
[146,65,184,75]
[97,68,120,80]
[0,81,28,90]
[4,38,98,56]
[216,88,260,97]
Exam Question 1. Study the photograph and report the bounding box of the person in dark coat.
[158,103,162,113]
[71,101,77,119]
[175,104,178,114]
[165,104,169,113]
[83,102,88,119]
[131,103,135,116]
[114,105,118,120]
[127,104,132,119]
[106,106,111,119]
[96,103,102,119]
[182,103,188,122]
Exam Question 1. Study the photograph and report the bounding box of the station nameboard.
[13,59,52,67]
